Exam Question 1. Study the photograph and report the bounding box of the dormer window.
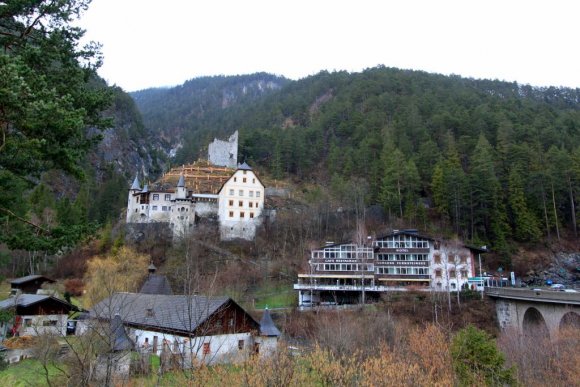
[146,308,155,317]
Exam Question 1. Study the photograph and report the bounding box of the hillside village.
[1,2,579,381]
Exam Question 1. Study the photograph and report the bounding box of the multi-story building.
[294,229,482,306]
[126,162,264,241]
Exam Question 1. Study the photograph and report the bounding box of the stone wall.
[208,131,238,168]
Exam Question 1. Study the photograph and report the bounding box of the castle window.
[153,194,159,200]
[240,212,245,218]
[165,194,171,200]
[239,190,244,196]
[229,211,234,218]
[249,191,254,197]
[256,191,261,198]
[229,200,233,206]
[229,189,234,195]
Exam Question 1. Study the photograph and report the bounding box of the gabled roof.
[217,162,265,194]
[130,175,141,190]
[90,293,257,335]
[0,294,73,311]
[375,229,434,241]
[238,162,252,171]
[10,275,54,286]
[139,274,173,295]
[259,308,280,337]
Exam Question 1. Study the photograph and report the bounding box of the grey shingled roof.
[130,175,141,190]
[259,308,281,337]
[90,293,232,334]
[10,275,54,285]
[111,314,134,352]
[238,162,252,171]
[177,174,185,187]
[0,294,72,310]
[139,274,173,295]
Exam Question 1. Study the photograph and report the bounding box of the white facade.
[14,314,68,337]
[126,163,264,241]
[218,166,265,241]
[132,328,255,366]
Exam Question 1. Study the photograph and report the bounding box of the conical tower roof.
[130,175,141,190]
[177,174,185,187]
[259,307,281,337]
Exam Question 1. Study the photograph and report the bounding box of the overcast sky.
[78,0,580,92]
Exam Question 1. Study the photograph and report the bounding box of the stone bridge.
[485,287,580,339]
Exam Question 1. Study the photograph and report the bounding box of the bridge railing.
[485,287,580,305]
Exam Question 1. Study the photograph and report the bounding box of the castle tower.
[176,174,187,199]
[126,175,142,223]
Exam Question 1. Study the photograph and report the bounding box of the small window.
[434,254,441,264]
[229,200,234,206]
[450,270,456,278]
[164,194,171,200]
[229,189,234,195]
[203,343,211,355]
[243,170,247,175]
[256,191,261,198]
[229,211,234,218]
[152,205,158,211]
[249,202,253,208]
[243,178,247,183]
[42,320,57,327]
[253,178,256,183]
[238,340,244,350]
[250,212,254,218]
[234,177,237,182]
[24,319,32,327]
[435,269,442,277]
[153,194,159,200]
[249,191,254,197]
[240,212,245,218]
[239,201,243,207]
[239,190,244,196]
[461,270,468,278]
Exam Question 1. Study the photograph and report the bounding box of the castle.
[126,132,265,241]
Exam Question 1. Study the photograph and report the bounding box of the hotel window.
[435,269,442,277]
[229,200,234,206]
[449,270,456,278]
[249,202,253,208]
[461,270,468,278]
[229,189,234,195]
[164,194,171,200]
[240,212,245,218]
[239,190,244,196]
[239,201,243,207]
[250,212,254,218]
[229,211,234,218]
[434,254,441,264]
[153,194,159,200]
[249,190,254,197]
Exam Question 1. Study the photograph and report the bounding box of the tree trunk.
[551,182,560,241]
[568,177,577,238]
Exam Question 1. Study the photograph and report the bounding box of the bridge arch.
[522,307,550,338]
[559,311,580,330]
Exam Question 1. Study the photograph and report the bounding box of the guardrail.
[485,287,580,305]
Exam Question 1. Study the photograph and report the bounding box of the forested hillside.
[134,67,580,258]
